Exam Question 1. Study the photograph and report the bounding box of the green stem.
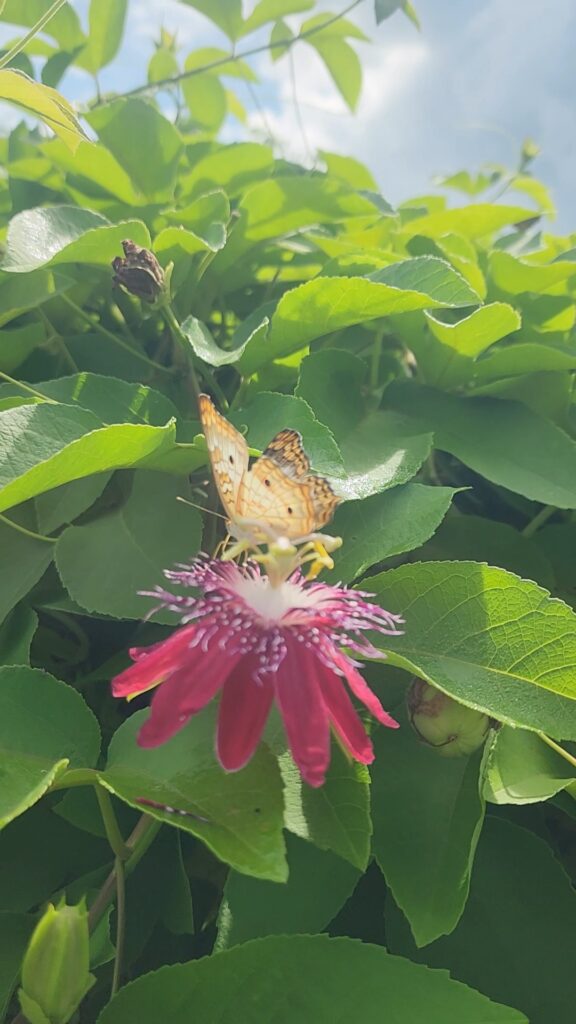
[49,767,101,790]
[95,787,131,860]
[0,0,67,70]
[0,370,55,403]
[521,504,556,538]
[87,814,162,931]
[370,330,383,390]
[60,294,174,377]
[90,0,365,108]
[0,513,56,545]
[539,732,576,772]
[164,304,229,411]
[110,856,126,998]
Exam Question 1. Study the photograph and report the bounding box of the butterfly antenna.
[176,495,227,520]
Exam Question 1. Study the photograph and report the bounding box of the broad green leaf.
[55,472,202,619]
[233,392,345,477]
[372,705,486,947]
[485,727,575,804]
[368,561,576,740]
[536,522,576,605]
[414,514,554,591]
[0,666,100,827]
[97,933,527,1024]
[1,206,150,273]
[77,0,127,72]
[241,0,314,35]
[474,340,576,382]
[510,174,556,216]
[0,266,67,326]
[178,0,244,39]
[307,35,362,111]
[490,250,576,294]
[217,833,360,948]
[153,225,222,258]
[102,704,287,882]
[319,150,378,190]
[421,303,521,387]
[180,316,251,366]
[387,818,576,1024]
[35,473,112,533]
[238,175,378,243]
[0,323,45,372]
[401,204,536,241]
[0,913,35,1021]
[87,100,183,199]
[148,46,179,83]
[299,14,368,40]
[0,403,176,514]
[0,509,54,625]
[41,139,143,205]
[163,189,229,247]
[331,483,456,583]
[182,71,227,133]
[0,70,86,151]
[296,349,367,438]
[374,0,404,22]
[239,257,479,373]
[0,1,85,50]
[269,19,294,60]
[436,170,494,196]
[179,143,273,201]
[0,605,37,666]
[280,744,372,870]
[182,47,257,81]
[12,373,179,426]
[385,381,576,507]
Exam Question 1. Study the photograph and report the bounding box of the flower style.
[112,556,403,788]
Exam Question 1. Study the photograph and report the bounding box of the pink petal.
[138,644,241,748]
[112,625,198,698]
[274,641,331,788]
[317,668,374,764]
[335,652,399,730]
[216,656,274,772]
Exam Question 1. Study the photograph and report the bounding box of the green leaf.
[280,744,372,870]
[331,483,455,583]
[368,560,576,740]
[490,250,576,294]
[307,35,362,111]
[87,100,183,200]
[239,258,479,373]
[319,150,378,190]
[180,316,250,366]
[76,0,127,73]
[0,323,45,372]
[0,605,37,666]
[485,727,575,804]
[414,514,555,591]
[1,206,150,273]
[182,71,227,133]
[35,474,112,534]
[371,705,486,946]
[473,340,576,382]
[0,69,86,151]
[0,913,35,1021]
[241,0,314,36]
[387,818,576,1024]
[102,704,287,882]
[232,392,345,477]
[55,472,202,619]
[14,373,179,426]
[0,509,54,625]
[0,403,176,514]
[42,139,143,205]
[385,382,576,508]
[179,142,273,201]
[0,1,85,50]
[148,46,179,83]
[269,19,294,60]
[0,666,100,827]
[97,933,527,1024]
[401,204,536,241]
[421,303,521,388]
[163,189,229,247]
[217,833,360,948]
[178,0,244,39]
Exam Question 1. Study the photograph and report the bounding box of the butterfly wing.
[198,394,248,520]
[238,456,339,539]
[263,429,310,479]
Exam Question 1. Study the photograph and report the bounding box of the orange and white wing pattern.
[238,455,339,540]
[198,394,248,521]
[262,429,310,479]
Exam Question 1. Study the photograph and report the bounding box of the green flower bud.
[407,679,491,758]
[19,899,95,1024]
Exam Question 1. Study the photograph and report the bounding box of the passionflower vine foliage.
[112,554,404,788]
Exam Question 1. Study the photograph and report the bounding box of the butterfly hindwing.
[263,429,310,479]
[198,394,248,519]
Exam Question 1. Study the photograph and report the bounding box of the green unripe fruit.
[407,679,491,757]
[19,899,95,1024]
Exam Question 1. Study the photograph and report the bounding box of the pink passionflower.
[112,557,404,788]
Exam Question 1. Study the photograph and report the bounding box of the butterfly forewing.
[263,429,310,479]
[198,394,248,520]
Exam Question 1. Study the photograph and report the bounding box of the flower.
[112,556,403,788]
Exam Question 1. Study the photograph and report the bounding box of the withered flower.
[112,239,165,303]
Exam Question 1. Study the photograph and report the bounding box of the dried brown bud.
[112,239,165,302]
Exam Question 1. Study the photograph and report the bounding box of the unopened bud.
[112,239,165,302]
[19,899,95,1024]
[407,679,490,757]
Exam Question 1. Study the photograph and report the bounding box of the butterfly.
[198,394,339,543]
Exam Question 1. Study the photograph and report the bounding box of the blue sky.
[4,0,576,230]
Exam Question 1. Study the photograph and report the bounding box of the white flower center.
[233,576,323,623]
